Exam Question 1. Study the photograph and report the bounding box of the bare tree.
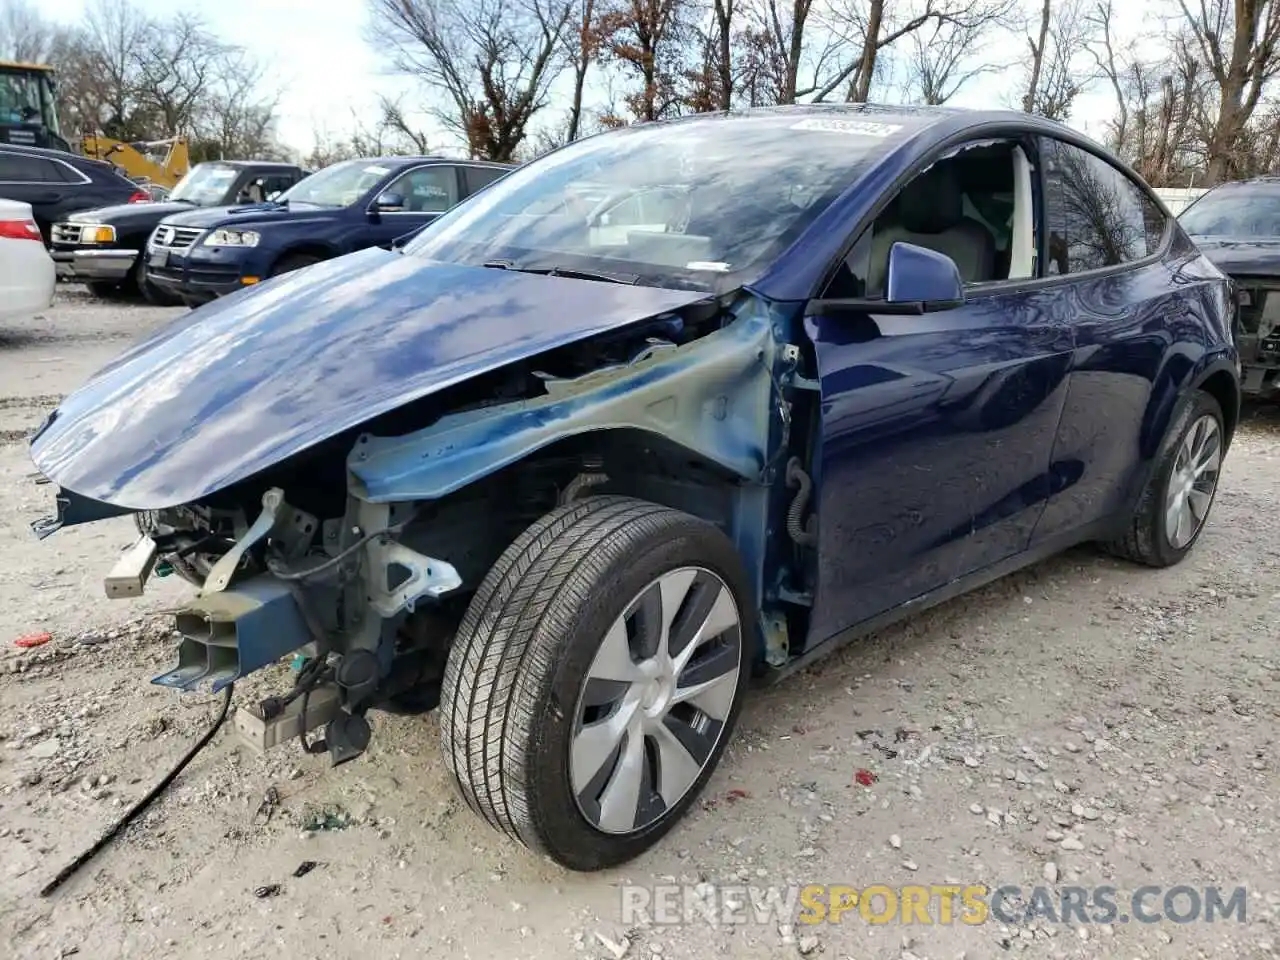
[683,0,739,111]
[1019,0,1098,119]
[564,0,602,140]
[901,0,1016,104]
[191,50,283,161]
[369,0,573,161]
[0,0,69,62]
[378,95,433,153]
[737,0,839,104]
[817,0,1007,103]
[1178,0,1280,183]
[132,13,230,135]
[599,0,692,121]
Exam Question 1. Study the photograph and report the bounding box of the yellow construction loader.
[1,61,189,195]
[0,60,70,151]
[80,136,190,194]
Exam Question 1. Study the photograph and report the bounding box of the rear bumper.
[0,245,56,322]
[51,248,139,283]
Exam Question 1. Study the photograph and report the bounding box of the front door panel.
[805,289,1074,645]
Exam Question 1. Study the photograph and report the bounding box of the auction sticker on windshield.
[790,118,904,137]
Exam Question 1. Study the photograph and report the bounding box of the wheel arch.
[270,242,334,272]
[1127,350,1239,517]
[348,309,787,631]
[1192,361,1240,449]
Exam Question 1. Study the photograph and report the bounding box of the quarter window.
[1041,138,1161,275]
[0,153,62,182]
[464,166,505,196]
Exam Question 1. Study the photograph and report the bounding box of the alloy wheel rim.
[1165,414,1222,550]
[570,566,742,835]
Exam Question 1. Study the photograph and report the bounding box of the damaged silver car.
[29,105,1240,869]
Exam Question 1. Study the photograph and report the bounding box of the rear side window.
[0,153,63,182]
[464,165,505,196]
[1040,138,1160,275]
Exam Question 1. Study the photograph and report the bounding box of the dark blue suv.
[145,155,512,305]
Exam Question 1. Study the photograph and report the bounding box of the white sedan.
[0,199,56,323]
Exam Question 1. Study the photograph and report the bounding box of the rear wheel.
[439,496,751,870]
[1105,390,1225,567]
[270,252,322,277]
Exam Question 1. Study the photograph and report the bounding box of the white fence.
[1153,187,1208,216]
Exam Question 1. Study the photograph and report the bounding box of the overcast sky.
[37,0,1155,155]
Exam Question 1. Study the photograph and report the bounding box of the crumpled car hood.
[30,247,708,510]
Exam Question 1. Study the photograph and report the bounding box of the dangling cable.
[39,684,235,897]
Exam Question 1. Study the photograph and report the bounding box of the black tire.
[270,252,321,277]
[439,495,752,871]
[1105,390,1225,567]
[133,256,177,306]
[86,280,120,298]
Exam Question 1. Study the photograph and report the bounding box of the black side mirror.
[373,191,405,214]
[885,242,964,309]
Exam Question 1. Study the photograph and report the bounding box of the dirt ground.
[3,287,1280,960]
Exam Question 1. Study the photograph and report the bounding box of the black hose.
[39,683,235,897]
[785,457,816,546]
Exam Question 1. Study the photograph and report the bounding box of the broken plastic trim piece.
[365,539,462,617]
[29,486,133,540]
[202,487,286,594]
[104,534,159,599]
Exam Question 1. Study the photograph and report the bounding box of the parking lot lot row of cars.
[0,141,512,308]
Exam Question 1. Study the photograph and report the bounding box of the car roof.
[0,143,113,172]
[341,155,515,169]
[201,160,301,170]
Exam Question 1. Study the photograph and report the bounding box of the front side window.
[383,166,459,213]
[1041,138,1154,275]
[829,138,1036,298]
[403,112,920,291]
[276,159,394,208]
[1178,183,1280,238]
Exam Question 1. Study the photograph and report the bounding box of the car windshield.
[403,112,912,290]
[169,163,240,205]
[1179,186,1280,237]
[276,159,392,208]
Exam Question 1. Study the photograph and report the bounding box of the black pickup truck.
[50,159,308,303]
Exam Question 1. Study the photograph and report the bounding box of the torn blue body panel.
[348,295,794,607]
[27,247,711,512]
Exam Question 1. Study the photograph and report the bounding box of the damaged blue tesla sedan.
[28,104,1240,870]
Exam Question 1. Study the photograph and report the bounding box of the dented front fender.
[347,304,780,502]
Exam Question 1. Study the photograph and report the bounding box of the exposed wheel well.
[1198,369,1239,446]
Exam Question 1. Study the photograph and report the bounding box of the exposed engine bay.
[81,293,822,767]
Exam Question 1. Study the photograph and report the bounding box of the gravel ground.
[3,287,1280,960]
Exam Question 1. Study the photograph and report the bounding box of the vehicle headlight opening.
[204,229,261,248]
[83,225,116,244]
